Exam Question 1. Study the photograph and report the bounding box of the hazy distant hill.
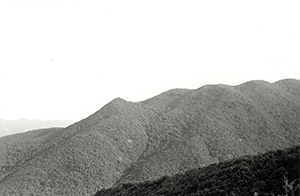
[0,118,73,138]
[0,79,299,195]
[94,146,300,196]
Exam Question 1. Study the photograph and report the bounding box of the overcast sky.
[0,0,299,122]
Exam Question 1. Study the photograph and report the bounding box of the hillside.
[94,146,300,196]
[0,118,73,138]
[0,79,299,195]
[0,128,64,178]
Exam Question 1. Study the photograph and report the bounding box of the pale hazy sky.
[0,0,300,122]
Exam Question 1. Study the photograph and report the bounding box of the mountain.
[0,79,299,195]
[0,118,74,138]
[94,146,300,196]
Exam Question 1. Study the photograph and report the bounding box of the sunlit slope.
[0,79,299,195]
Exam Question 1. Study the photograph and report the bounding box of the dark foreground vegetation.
[94,146,300,196]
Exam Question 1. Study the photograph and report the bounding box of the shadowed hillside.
[0,79,299,195]
[94,146,300,196]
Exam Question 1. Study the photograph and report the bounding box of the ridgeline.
[0,79,299,195]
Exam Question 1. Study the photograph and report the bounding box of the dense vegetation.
[94,146,300,196]
[0,128,63,178]
[0,79,299,195]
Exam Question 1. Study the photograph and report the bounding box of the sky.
[0,0,300,122]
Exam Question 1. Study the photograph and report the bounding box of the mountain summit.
[0,79,299,195]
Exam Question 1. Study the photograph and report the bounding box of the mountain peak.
[111,97,127,103]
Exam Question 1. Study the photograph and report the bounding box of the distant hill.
[0,79,299,195]
[0,118,73,138]
[94,146,300,196]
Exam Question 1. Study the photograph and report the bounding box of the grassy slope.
[0,79,299,195]
[94,146,300,196]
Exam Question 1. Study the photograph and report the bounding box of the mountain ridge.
[0,78,299,195]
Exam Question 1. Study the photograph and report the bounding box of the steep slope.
[94,146,300,196]
[0,118,73,138]
[0,79,299,195]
